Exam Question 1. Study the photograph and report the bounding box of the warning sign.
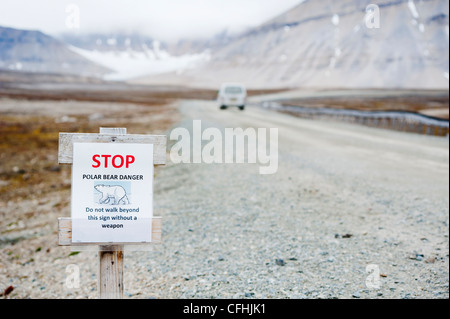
[71,143,154,243]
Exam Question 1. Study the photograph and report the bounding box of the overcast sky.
[0,0,303,41]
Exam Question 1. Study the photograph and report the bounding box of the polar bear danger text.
[82,174,144,180]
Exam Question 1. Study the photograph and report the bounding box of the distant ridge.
[0,26,111,77]
[135,0,449,90]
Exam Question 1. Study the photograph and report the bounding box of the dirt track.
[0,96,448,299]
[140,100,449,298]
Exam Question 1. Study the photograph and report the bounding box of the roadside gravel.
[126,100,449,299]
[1,98,448,299]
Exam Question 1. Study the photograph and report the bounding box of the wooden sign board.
[71,142,154,244]
[58,128,165,246]
[57,128,166,298]
[59,132,166,165]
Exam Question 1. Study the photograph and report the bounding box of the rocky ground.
[0,93,448,299]
[0,96,178,298]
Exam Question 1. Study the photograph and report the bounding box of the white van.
[217,83,247,110]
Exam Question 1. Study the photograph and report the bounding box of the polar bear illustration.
[94,184,130,205]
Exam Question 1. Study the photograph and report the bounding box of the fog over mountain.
[0,26,111,76]
[137,0,449,89]
[0,26,211,80]
[1,0,448,89]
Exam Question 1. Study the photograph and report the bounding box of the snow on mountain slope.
[69,44,211,80]
[0,27,211,81]
[0,26,111,76]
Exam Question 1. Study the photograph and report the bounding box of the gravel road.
[134,100,449,299]
[1,98,448,299]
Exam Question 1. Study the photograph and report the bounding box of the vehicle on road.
[217,83,247,110]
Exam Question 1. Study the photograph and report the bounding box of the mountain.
[0,26,111,76]
[60,32,163,53]
[166,29,239,56]
[135,0,449,89]
[59,32,211,80]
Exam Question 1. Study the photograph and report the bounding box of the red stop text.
[92,154,135,168]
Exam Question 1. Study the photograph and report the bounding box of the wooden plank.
[58,217,162,245]
[58,133,167,165]
[99,127,127,135]
[98,249,123,299]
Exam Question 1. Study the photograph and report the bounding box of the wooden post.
[97,128,126,299]
[98,246,124,299]
[57,127,165,299]
[58,216,161,299]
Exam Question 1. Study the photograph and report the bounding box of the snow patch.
[418,23,424,33]
[407,0,420,19]
[107,38,117,46]
[69,45,211,80]
[334,47,341,57]
[331,14,339,26]
[329,57,336,69]
[8,62,23,70]
[279,54,288,62]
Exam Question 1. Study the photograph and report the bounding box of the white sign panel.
[71,143,154,243]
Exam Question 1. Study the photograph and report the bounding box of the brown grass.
[0,88,180,203]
